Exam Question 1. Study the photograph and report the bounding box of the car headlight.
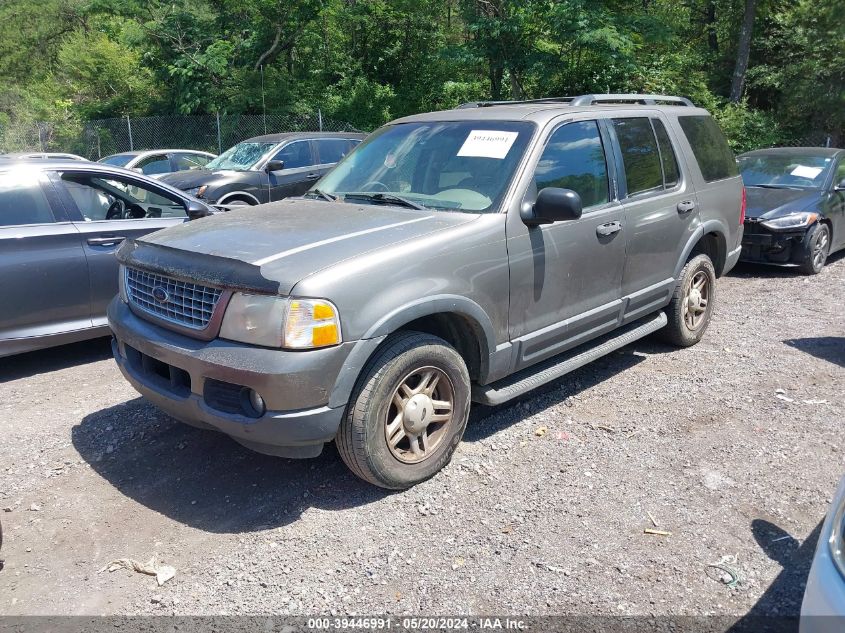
[760,211,818,230]
[185,185,208,198]
[831,491,845,579]
[219,294,341,349]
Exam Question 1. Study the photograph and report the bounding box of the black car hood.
[120,198,477,295]
[745,186,822,219]
[159,168,249,190]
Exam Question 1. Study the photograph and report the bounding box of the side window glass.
[652,119,680,188]
[613,118,663,196]
[317,139,352,164]
[61,174,187,221]
[173,153,211,171]
[534,120,609,209]
[0,173,55,226]
[835,161,845,186]
[136,155,171,175]
[272,141,314,169]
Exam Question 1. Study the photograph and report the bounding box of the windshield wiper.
[748,184,804,190]
[344,192,426,210]
[304,189,337,202]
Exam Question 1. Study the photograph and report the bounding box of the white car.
[801,474,845,632]
[98,149,216,177]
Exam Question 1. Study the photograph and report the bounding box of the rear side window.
[172,152,211,171]
[677,115,738,182]
[0,173,54,226]
[613,118,663,195]
[316,139,352,164]
[652,119,680,187]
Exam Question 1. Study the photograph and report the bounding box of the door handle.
[305,173,320,180]
[677,200,697,214]
[87,236,126,247]
[596,221,622,237]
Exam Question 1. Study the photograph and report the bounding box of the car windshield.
[314,121,535,212]
[738,154,834,189]
[98,154,135,167]
[205,142,276,170]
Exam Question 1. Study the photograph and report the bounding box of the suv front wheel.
[660,253,716,347]
[337,331,471,489]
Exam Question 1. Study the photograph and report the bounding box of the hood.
[123,198,478,295]
[159,168,246,190]
[744,186,822,219]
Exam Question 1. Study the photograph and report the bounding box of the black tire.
[337,331,471,489]
[797,222,830,275]
[660,253,717,347]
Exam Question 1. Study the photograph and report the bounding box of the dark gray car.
[0,160,213,357]
[738,147,845,274]
[159,132,364,207]
[109,94,744,489]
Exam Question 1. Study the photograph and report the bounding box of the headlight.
[219,294,341,349]
[185,185,208,198]
[220,293,288,347]
[831,491,845,579]
[760,211,818,230]
[118,265,128,303]
[284,299,342,349]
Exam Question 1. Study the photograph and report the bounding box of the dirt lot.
[1,256,843,618]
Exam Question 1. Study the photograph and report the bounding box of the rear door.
[0,170,91,344]
[828,158,845,248]
[610,115,699,323]
[49,170,189,326]
[266,140,319,200]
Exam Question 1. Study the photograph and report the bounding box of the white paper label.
[457,130,518,159]
[791,165,823,179]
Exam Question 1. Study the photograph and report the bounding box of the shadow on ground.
[784,337,845,369]
[0,337,112,383]
[72,338,661,533]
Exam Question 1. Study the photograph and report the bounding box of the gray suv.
[108,94,744,489]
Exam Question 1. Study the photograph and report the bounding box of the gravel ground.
[0,255,843,618]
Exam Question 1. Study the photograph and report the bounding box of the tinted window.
[61,174,186,221]
[652,119,680,187]
[272,141,314,169]
[98,154,135,167]
[172,152,212,171]
[136,154,171,175]
[678,115,738,182]
[535,121,609,209]
[316,139,351,164]
[613,118,663,196]
[0,173,54,226]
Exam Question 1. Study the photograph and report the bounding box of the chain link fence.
[2,112,360,159]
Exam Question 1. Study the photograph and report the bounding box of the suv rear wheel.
[660,253,716,347]
[337,331,471,489]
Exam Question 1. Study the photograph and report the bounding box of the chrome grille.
[125,267,222,330]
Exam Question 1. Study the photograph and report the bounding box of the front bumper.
[108,298,354,458]
[800,475,845,633]
[740,219,808,265]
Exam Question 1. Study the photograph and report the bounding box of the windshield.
[738,154,833,189]
[206,142,276,170]
[99,154,134,167]
[315,121,535,212]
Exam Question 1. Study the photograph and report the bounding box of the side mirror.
[265,159,285,173]
[185,199,212,220]
[522,188,583,226]
[835,178,845,191]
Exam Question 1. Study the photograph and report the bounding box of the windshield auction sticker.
[457,130,519,159]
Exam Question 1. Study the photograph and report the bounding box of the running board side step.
[472,312,667,406]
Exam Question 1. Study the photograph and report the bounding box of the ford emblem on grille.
[151,286,170,303]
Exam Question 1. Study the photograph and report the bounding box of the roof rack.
[456,93,695,109]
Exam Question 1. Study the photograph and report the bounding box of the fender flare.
[217,191,261,206]
[674,220,729,279]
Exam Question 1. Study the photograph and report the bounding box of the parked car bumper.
[108,298,373,458]
[800,475,845,633]
[740,220,808,265]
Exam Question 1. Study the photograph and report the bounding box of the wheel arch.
[217,190,260,205]
[676,222,729,278]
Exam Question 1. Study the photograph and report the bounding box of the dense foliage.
[0,0,842,153]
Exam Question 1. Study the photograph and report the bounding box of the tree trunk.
[730,0,757,102]
[706,1,718,54]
